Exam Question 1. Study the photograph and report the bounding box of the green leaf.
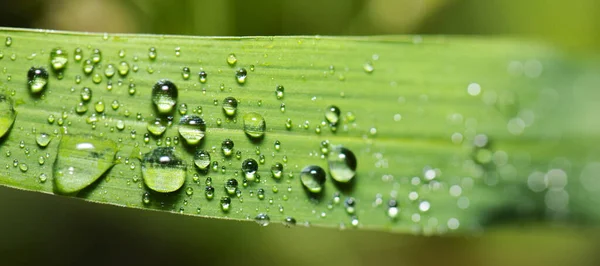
[0,27,596,234]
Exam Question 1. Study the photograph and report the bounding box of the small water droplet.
[235,68,247,84]
[275,85,284,99]
[220,196,231,212]
[221,139,234,156]
[147,118,167,136]
[243,112,266,139]
[242,158,258,181]
[91,48,102,63]
[284,217,296,227]
[36,133,52,147]
[27,67,49,93]
[179,67,190,80]
[224,178,238,195]
[227,53,237,66]
[222,97,238,116]
[300,165,326,193]
[255,213,270,226]
[363,61,374,73]
[271,163,283,179]
[198,71,208,83]
[39,173,48,183]
[325,105,341,127]
[50,48,68,71]
[152,79,178,114]
[5,37,12,47]
[148,47,157,60]
[142,192,151,204]
[178,115,206,145]
[74,48,83,62]
[141,147,186,193]
[194,150,211,170]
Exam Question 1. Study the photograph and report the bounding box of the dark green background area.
[0,1,599,265]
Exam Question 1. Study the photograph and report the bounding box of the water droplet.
[243,112,266,139]
[178,115,206,145]
[152,79,178,114]
[39,173,48,183]
[74,48,83,62]
[235,68,247,84]
[148,47,157,60]
[275,85,284,99]
[387,200,399,219]
[274,140,281,151]
[80,87,92,102]
[418,201,431,212]
[147,118,167,136]
[224,178,238,195]
[221,139,234,156]
[255,213,270,226]
[285,118,292,129]
[220,196,231,212]
[0,95,16,138]
[36,133,52,147]
[19,163,28,172]
[116,61,130,76]
[53,135,118,194]
[242,158,258,181]
[284,217,296,227]
[300,165,326,193]
[142,192,151,204]
[91,48,102,63]
[178,67,192,82]
[194,150,211,170]
[5,37,12,47]
[27,67,49,93]
[50,48,68,71]
[185,186,194,196]
[257,188,265,199]
[325,105,341,126]
[200,185,214,199]
[141,147,186,193]
[94,101,105,113]
[363,61,374,73]
[92,73,102,84]
[271,163,283,179]
[198,71,208,83]
[327,146,357,183]
[227,53,237,66]
[222,97,238,116]
[344,197,356,214]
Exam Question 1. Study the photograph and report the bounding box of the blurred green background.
[1,0,599,265]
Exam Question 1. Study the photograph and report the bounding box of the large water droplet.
[118,61,130,76]
[243,112,266,139]
[242,158,258,181]
[222,97,238,116]
[53,135,117,194]
[300,165,326,193]
[50,48,68,71]
[141,147,186,193]
[152,79,178,114]
[178,115,206,145]
[0,95,16,139]
[194,150,211,170]
[327,146,357,183]
[27,67,49,94]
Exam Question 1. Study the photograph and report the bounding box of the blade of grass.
[0,27,596,234]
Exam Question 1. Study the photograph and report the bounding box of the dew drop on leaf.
[27,67,49,94]
[178,115,206,145]
[300,165,326,193]
[53,134,118,194]
[141,147,186,193]
[327,146,357,183]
